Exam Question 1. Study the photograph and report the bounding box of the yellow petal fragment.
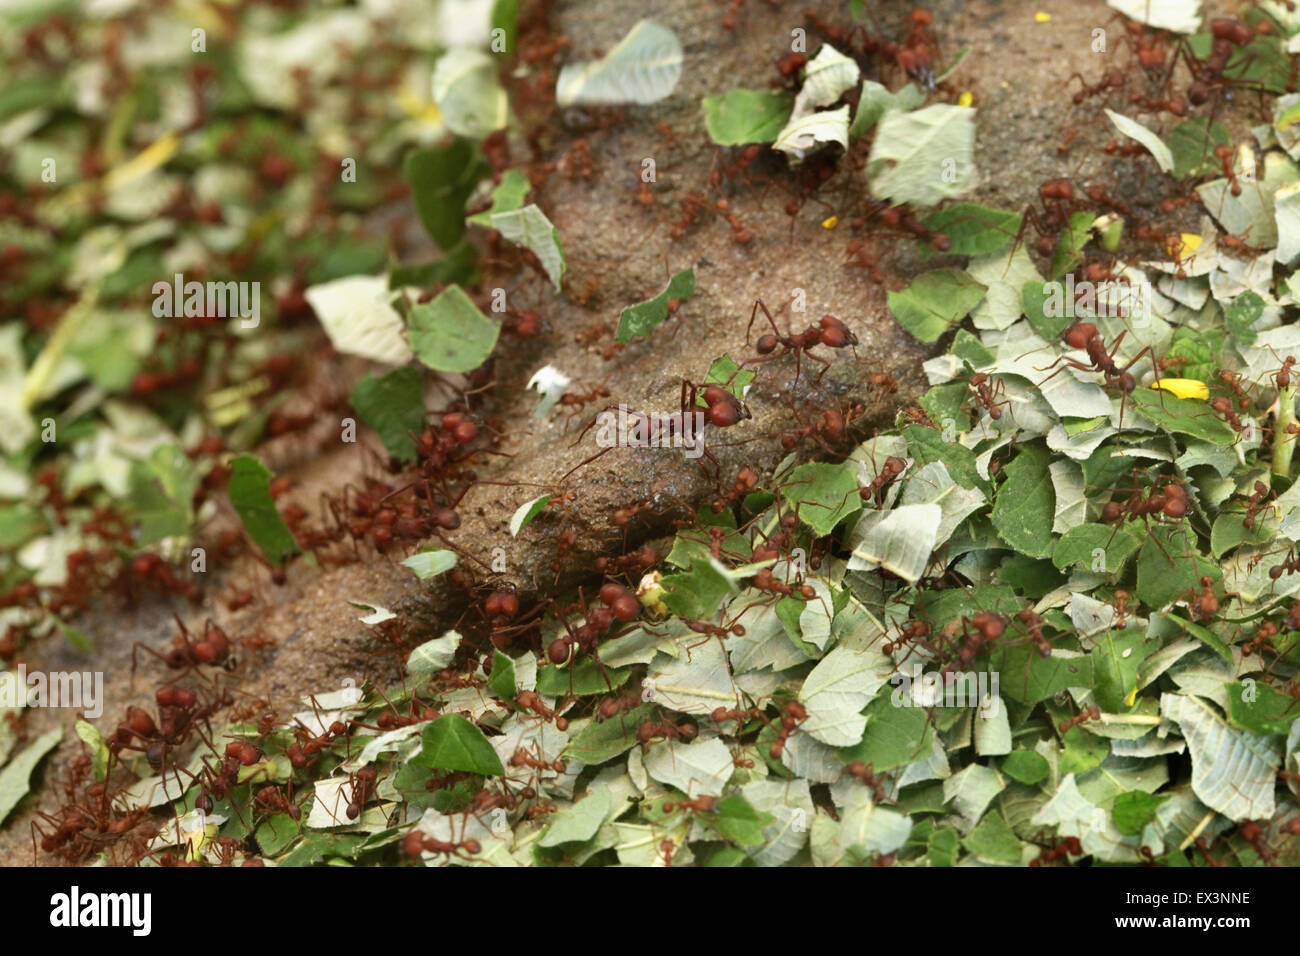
[1151,378,1210,401]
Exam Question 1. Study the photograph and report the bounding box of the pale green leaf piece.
[643,737,734,797]
[467,169,530,227]
[538,788,614,847]
[773,104,850,159]
[974,698,1011,756]
[702,89,793,145]
[1161,693,1280,819]
[1197,150,1300,250]
[408,285,501,372]
[1030,773,1098,835]
[1275,180,1300,267]
[510,494,551,536]
[898,460,986,546]
[75,720,110,783]
[968,245,1041,331]
[492,205,566,290]
[814,788,912,865]
[0,725,63,825]
[1106,0,1201,33]
[556,20,683,106]
[941,763,1004,827]
[432,49,509,139]
[401,548,458,580]
[349,601,397,625]
[797,577,836,652]
[798,646,890,747]
[727,599,816,674]
[847,503,941,581]
[868,104,976,207]
[304,275,414,365]
[741,778,814,866]
[646,633,739,715]
[407,631,462,677]
[1049,459,1088,534]
[1104,110,1174,173]
[791,44,860,118]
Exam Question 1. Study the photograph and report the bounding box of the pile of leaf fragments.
[3,0,1300,867]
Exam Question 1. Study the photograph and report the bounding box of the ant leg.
[746,299,782,343]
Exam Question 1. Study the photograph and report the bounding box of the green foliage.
[228,455,301,565]
[350,368,425,462]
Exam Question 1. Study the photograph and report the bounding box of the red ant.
[1101,478,1191,526]
[1031,835,1082,866]
[1058,705,1101,734]
[965,372,1010,422]
[636,715,697,744]
[1015,609,1053,658]
[844,761,891,804]
[768,700,807,760]
[402,829,481,861]
[662,794,716,813]
[1039,321,1152,405]
[133,615,235,683]
[559,379,613,418]
[859,456,907,507]
[254,783,307,822]
[743,300,858,382]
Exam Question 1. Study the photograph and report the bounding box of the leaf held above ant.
[509,494,551,536]
[615,268,695,343]
[465,168,530,227]
[702,89,793,145]
[779,461,862,537]
[920,204,1022,258]
[401,548,459,581]
[888,268,988,343]
[1128,389,1237,444]
[415,714,505,776]
[227,455,302,566]
[350,367,425,462]
[407,631,462,677]
[699,354,754,403]
[0,725,63,826]
[408,285,501,374]
[868,104,976,207]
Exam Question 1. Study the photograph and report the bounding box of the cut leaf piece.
[0,725,63,825]
[888,269,987,343]
[556,20,683,106]
[418,715,505,776]
[350,368,424,462]
[868,104,976,207]
[510,495,551,536]
[228,456,301,565]
[492,205,566,291]
[401,548,458,580]
[305,275,415,365]
[408,285,500,373]
[432,49,509,139]
[1104,110,1174,173]
[702,89,793,145]
[616,269,695,343]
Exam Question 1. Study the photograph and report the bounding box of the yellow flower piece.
[1035,11,1051,22]
[1174,233,1202,258]
[1151,378,1209,401]
[958,91,974,108]
[821,215,839,229]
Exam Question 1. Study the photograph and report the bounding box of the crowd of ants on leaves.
[11,3,1300,865]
